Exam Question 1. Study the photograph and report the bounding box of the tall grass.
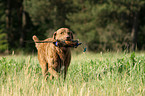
[0,52,144,96]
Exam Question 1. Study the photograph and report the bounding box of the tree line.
[0,0,145,53]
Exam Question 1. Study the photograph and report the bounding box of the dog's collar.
[54,41,59,47]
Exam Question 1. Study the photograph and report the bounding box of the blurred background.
[0,0,145,54]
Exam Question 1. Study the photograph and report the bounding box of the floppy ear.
[71,32,73,39]
[53,32,57,39]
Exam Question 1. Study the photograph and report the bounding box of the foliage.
[24,0,54,36]
[66,0,145,51]
[0,27,8,52]
[0,53,144,95]
[0,2,8,52]
[0,0,145,53]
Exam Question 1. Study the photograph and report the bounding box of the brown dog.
[33,28,73,80]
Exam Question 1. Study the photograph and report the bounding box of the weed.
[0,52,144,96]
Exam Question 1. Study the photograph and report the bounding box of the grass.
[0,52,145,96]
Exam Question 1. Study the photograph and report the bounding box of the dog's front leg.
[48,67,59,79]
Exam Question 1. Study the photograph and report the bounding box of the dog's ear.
[53,32,57,39]
[71,32,73,39]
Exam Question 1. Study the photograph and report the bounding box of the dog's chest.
[53,47,69,72]
[56,47,68,60]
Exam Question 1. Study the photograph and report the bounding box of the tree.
[5,0,24,49]
[95,0,145,51]
[66,1,100,51]
[0,0,8,52]
[0,0,39,53]
[66,0,145,51]
[0,0,145,53]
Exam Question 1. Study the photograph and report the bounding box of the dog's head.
[53,28,73,41]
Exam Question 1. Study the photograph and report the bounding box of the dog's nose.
[66,36,71,40]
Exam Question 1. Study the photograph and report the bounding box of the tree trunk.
[131,12,139,51]
[6,0,12,50]
[17,0,25,48]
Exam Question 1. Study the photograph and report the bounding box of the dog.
[32,28,73,80]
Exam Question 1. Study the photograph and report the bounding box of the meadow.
[0,52,144,96]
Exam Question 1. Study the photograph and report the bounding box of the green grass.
[0,52,145,96]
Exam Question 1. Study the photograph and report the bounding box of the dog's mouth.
[54,39,81,48]
[66,38,72,41]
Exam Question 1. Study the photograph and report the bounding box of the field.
[0,52,145,96]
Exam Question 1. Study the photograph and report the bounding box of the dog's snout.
[67,36,70,39]
[66,36,71,40]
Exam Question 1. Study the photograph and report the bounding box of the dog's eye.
[60,32,63,34]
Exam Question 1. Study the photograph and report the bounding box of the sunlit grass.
[0,52,145,96]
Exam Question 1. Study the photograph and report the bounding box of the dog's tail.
[32,35,40,50]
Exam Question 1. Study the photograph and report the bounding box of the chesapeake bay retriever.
[33,28,73,80]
